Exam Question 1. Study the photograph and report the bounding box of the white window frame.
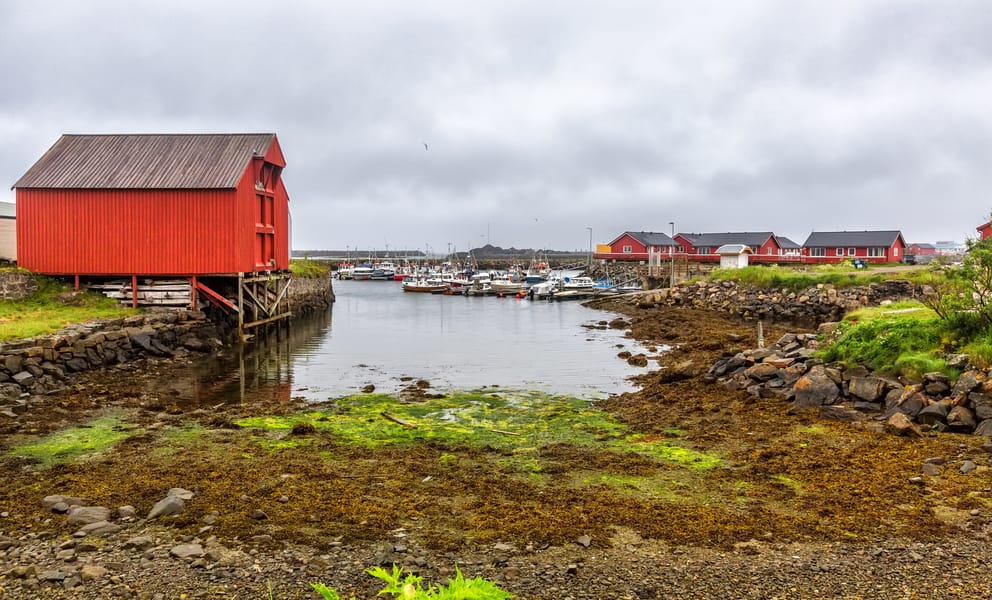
[836,248,844,256]
[867,247,884,257]
[622,245,632,253]
[847,247,856,256]
[810,247,826,257]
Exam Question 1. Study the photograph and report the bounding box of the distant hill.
[294,244,586,260]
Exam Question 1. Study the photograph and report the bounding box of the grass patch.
[289,259,330,278]
[818,301,958,378]
[235,390,723,473]
[8,414,133,467]
[0,273,134,340]
[709,265,887,292]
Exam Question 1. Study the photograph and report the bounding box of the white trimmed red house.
[978,222,992,241]
[595,231,675,262]
[801,231,906,264]
[673,232,791,263]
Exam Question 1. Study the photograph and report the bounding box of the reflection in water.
[161,280,659,406]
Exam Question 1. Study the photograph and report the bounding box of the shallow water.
[168,278,659,404]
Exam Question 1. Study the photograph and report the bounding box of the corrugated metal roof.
[802,230,904,247]
[12,133,276,189]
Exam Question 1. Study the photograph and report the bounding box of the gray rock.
[960,460,978,474]
[42,495,88,511]
[885,391,927,419]
[123,535,154,550]
[968,392,992,420]
[167,487,195,500]
[744,363,780,382]
[848,376,887,402]
[790,365,839,412]
[952,371,982,397]
[147,495,185,519]
[77,520,122,536]
[947,405,977,432]
[973,419,992,437]
[169,543,205,559]
[916,402,950,426]
[66,506,110,526]
[884,413,922,437]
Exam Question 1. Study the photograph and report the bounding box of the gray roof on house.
[802,230,905,247]
[909,242,935,249]
[777,236,800,249]
[0,202,14,219]
[616,231,675,246]
[12,133,277,190]
[679,232,775,248]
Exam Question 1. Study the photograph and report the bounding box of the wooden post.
[237,272,244,340]
[74,274,80,291]
[131,275,138,309]
[190,276,197,310]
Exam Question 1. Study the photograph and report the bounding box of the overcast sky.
[2,1,990,254]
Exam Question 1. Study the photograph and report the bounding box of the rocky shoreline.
[3,283,992,598]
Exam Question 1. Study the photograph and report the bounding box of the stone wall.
[623,279,924,325]
[286,272,334,315]
[0,310,227,415]
[0,271,38,301]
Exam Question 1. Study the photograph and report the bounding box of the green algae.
[235,390,722,472]
[9,414,132,467]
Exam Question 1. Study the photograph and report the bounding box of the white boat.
[561,276,595,290]
[489,272,526,293]
[402,277,450,293]
[352,264,374,280]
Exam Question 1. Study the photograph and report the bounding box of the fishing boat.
[561,276,595,290]
[524,257,552,284]
[335,263,355,280]
[489,271,527,293]
[352,263,374,280]
[402,277,450,293]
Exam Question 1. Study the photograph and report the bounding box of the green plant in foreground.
[312,564,514,599]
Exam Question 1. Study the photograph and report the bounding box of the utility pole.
[669,221,676,288]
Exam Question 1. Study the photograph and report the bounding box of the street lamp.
[669,221,675,288]
[586,226,593,268]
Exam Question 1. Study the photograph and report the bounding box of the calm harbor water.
[169,278,659,405]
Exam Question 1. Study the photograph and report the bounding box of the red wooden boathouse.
[12,133,293,332]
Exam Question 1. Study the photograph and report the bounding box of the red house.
[801,230,906,263]
[907,243,936,256]
[978,222,992,241]
[13,133,292,325]
[595,231,675,262]
[674,232,789,263]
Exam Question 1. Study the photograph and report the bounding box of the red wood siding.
[607,234,648,259]
[16,180,289,276]
[801,240,904,263]
[978,222,992,241]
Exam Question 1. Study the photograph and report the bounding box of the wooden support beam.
[195,280,238,312]
[242,311,293,330]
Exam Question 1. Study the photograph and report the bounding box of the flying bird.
[422,142,429,151]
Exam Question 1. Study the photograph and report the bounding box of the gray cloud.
[3,0,991,252]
